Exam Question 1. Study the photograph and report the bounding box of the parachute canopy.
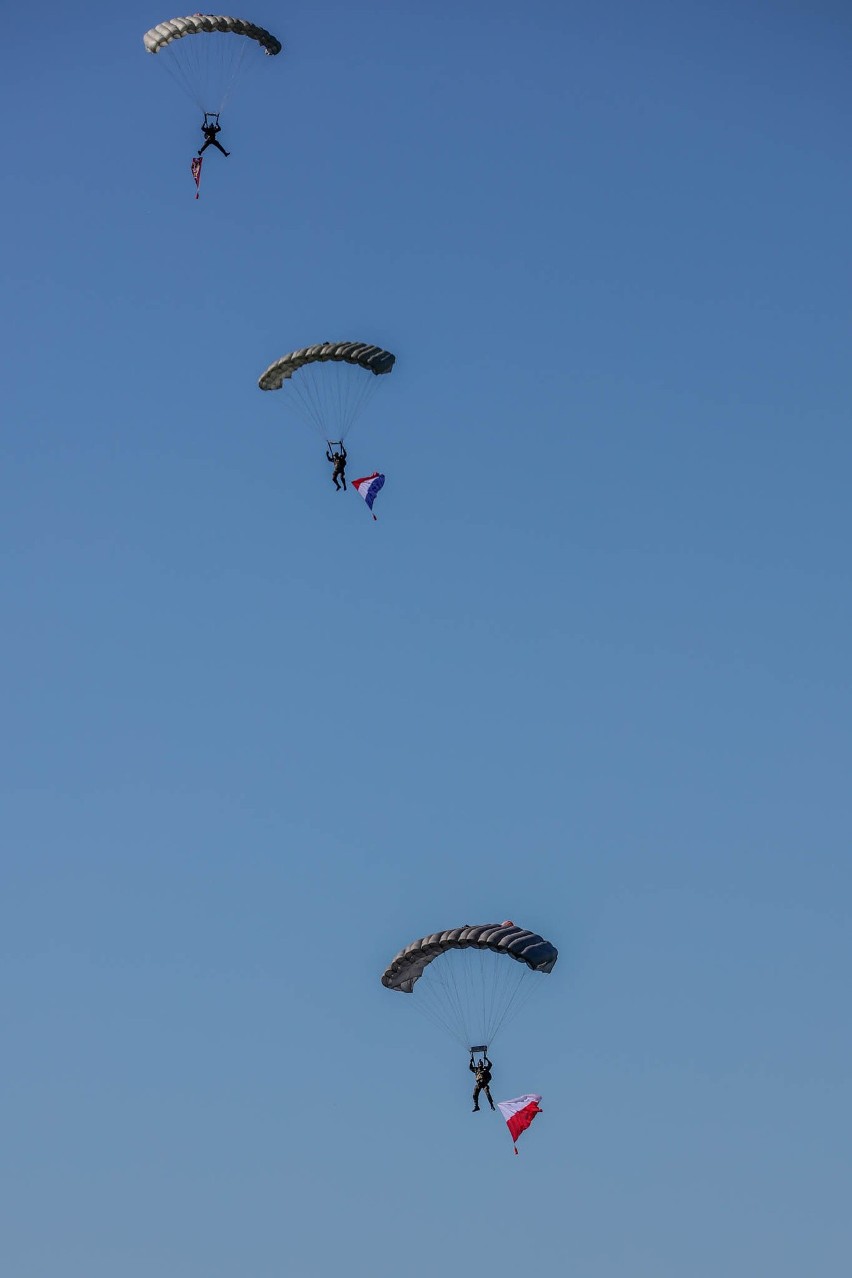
[259,341,396,445]
[382,922,558,993]
[143,14,282,56]
[144,14,282,114]
[259,342,395,391]
[381,921,557,1050]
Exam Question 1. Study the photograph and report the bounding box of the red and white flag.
[191,155,203,199]
[496,1094,542,1155]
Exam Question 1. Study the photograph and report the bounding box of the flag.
[352,471,385,520]
[191,155,203,199]
[496,1094,542,1155]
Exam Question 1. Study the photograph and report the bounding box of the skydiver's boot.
[472,1105,479,1112]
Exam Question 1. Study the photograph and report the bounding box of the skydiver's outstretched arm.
[326,449,333,463]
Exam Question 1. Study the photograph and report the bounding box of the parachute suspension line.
[152,29,264,116]
[480,947,500,1042]
[402,950,472,1048]
[156,48,207,114]
[410,946,529,1051]
[216,32,253,113]
[447,949,487,1046]
[345,372,382,440]
[477,946,504,1046]
[297,363,341,436]
[475,948,489,1047]
[333,363,344,434]
[278,363,384,444]
[444,951,476,1049]
[334,366,380,440]
[408,985,471,1049]
[422,948,544,1050]
[285,364,325,435]
[413,950,477,1050]
[486,962,541,1045]
[179,30,224,113]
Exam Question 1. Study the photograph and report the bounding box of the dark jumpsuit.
[470,1057,495,1111]
[198,124,229,157]
[326,444,347,490]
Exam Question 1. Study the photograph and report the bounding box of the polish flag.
[496,1094,542,1154]
[352,471,385,520]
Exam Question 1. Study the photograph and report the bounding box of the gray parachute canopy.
[382,922,558,994]
[258,342,396,392]
[144,14,282,56]
[258,341,395,445]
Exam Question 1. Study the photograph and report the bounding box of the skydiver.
[470,1053,495,1112]
[198,113,230,157]
[326,442,347,491]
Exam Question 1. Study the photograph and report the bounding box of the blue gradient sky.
[2,3,851,1275]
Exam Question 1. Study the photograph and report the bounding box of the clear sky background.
[2,2,851,1275]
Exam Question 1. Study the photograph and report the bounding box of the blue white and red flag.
[352,472,385,520]
[191,155,203,199]
[496,1094,542,1154]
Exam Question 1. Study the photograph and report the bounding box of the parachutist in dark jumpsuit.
[326,443,347,491]
[198,114,229,157]
[470,1055,495,1112]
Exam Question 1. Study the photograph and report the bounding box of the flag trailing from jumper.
[352,472,385,520]
[191,155,203,199]
[496,1094,542,1155]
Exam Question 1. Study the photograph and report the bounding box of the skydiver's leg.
[484,1085,495,1111]
[213,140,230,157]
[472,1084,481,1111]
[341,475,347,490]
[198,140,211,155]
[332,475,340,490]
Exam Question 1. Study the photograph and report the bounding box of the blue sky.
[2,2,851,1275]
